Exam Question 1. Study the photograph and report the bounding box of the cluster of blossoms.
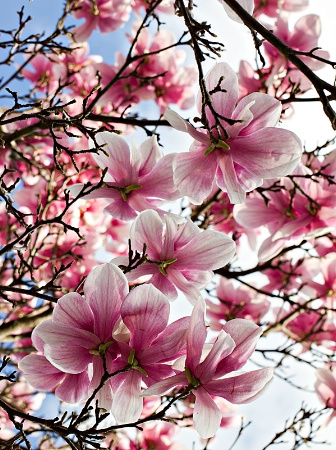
[19,263,272,439]
[236,1,330,114]
[2,0,336,448]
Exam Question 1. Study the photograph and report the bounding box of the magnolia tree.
[1,0,336,448]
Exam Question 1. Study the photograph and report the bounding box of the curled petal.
[206,368,273,404]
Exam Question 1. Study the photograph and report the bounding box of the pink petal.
[91,132,133,183]
[55,371,90,404]
[164,109,210,144]
[175,227,236,270]
[231,128,302,179]
[36,321,100,350]
[133,135,162,176]
[206,368,273,403]
[173,149,218,205]
[215,319,262,376]
[44,342,94,374]
[53,292,94,332]
[194,387,222,439]
[167,267,211,303]
[140,153,180,200]
[72,20,97,42]
[291,15,321,50]
[112,371,143,423]
[196,331,235,383]
[186,301,207,372]
[104,196,138,220]
[84,263,128,342]
[67,184,116,200]
[141,373,188,397]
[122,284,170,351]
[18,354,65,391]
[161,214,179,259]
[89,355,113,410]
[143,317,190,363]
[233,93,281,136]
[130,209,164,259]
[201,63,238,121]
[148,272,179,301]
[174,218,201,248]
[217,153,246,204]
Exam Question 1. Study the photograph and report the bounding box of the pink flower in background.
[264,14,330,91]
[206,278,270,328]
[234,163,336,261]
[72,0,132,42]
[21,53,60,92]
[166,63,302,204]
[254,0,309,17]
[69,132,180,221]
[237,60,264,100]
[315,367,336,426]
[143,302,273,439]
[128,26,197,112]
[109,284,189,423]
[132,0,175,14]
[116,209,236,302]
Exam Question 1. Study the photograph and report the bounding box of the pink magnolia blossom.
[139,422,186,450]
[72,0,132,42]
[69,131,180,221]
[128,26,197,112]
[143,301,273,439]
[237,60,264,100]
[254,0,309,17]
[206,278,270,328]
[132,0,175,14]
[115,209,236,302]
[315,367,336,426]
[264,14,330,91]
[234,164,336,261]
[278,300,336,352]
[109,284,189,423]
[166,62,302,204]
[20,263,129,410]
[21,53,61,93]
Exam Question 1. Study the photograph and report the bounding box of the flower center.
[158,258,177,276]
[127,349,148,377]
[119,184,142,201]
[89,340,114,358]
[204,138,230,156]
[185,367,201,388]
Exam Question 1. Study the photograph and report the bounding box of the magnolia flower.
[143,301,273,439]
[20,263,129,410]
[109,284,189,423]
[263,14,330,91]
[254,0,309,17]
[69,132,180,221]
[166,62,302,204]
[72,0,132,42]
[114,209,236,303]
